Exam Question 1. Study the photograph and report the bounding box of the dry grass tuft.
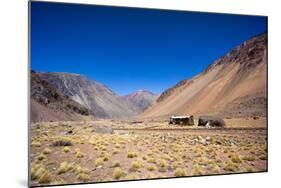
[113,161,120,167]
[38,171,51,184]
[174,168,186,177]
[147,157,157,164]
[75,148,84,158]
[223,161,240,172]
[130,160,143,171]
[31,141,41,147]
[37,154,46,161]
[147,165,157,171]
[127,150,138,158]
[52,139,73,147]
[113,167,125,180]
[193,164,202,176]
[57,161,73,174]
[229,154,242,163]
[76,173,90,182]
[95,158,104,167]
[147,173,156,179]
[112,148,119,155]
[242,156,256,161]
[31,163,51,184]
[63,147,70,153]
[42,148,52,155]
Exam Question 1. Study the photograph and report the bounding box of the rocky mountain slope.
[123,90,158,112]
[38,72,139,119]
[31,71,92,122]
[141,33,267,118]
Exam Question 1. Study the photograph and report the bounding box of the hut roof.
[171,115,192,119]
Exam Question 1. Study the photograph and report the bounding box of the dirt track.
[114,127,267,136]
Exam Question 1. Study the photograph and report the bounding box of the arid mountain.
[123,90,158,112]
[141,33,267,118]
[38,72,139,119]
[31,71,92,122]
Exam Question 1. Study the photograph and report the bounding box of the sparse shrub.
[113,161,120,167]
[52,139,73,147]
[31,163,51,183]
[147,173,156,179]
[127,150,138,158]
[193,164,202,176]
[229,154,242,163]
[245,166,254,172]
[148,157,157,164]
[172,161,181,170]
[63,147,70,153]
[198,157,211,166]
[130,160,143,171]
[76,173,90,182]
[101,146,107,151]
[100,151,108,157]
[94,146,99,150]
[113,167,125,179]
[89,137,97,145]
[37,154,46,161]
[242,156,256,161]
[125,174,139,180]
[103,156,109,162]
[174,168,186,177]
[95,158,104,167]
[158,159,167,168]
[38,171,51,184]
[57,161,73,174]
[112,148,119,155]
[75,148,84,158]
[259,155,267,160]
[162,154,171,161]
[211,164,220,173]
[73,165,90,175]
[147,165,157,171]
[31,164,45,180]
[223,161,240,172]
[42,148,52,155]
[31,141,41,147]
[142,156,147,160]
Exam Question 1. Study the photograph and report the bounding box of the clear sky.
[31,2,267,96]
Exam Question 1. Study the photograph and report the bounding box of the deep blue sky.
[31,2,267,96]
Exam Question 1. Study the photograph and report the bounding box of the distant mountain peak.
[123,89,158,112]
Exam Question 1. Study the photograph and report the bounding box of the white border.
[1,0,281,188]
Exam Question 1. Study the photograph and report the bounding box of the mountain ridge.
[140,33,267,118]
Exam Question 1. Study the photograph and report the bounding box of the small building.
[198,116,225,127]
[169,115,194,126]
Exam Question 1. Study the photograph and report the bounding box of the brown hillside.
[141,33,267,118]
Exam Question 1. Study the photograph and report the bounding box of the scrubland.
[30,118,267,186]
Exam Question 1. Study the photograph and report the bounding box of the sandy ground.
[30,118,267,186]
